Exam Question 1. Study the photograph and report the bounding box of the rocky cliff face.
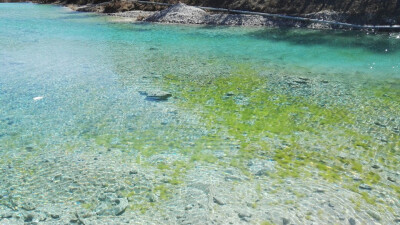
[36,0,400,25]
[153,0,400,25]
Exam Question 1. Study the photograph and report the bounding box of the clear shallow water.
[0,3,399,224]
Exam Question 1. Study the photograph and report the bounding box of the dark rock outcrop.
[153,0,400,25]
[32,0,400,26]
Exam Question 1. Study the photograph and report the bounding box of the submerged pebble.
[140,90,172,101]
[359,184,373,190]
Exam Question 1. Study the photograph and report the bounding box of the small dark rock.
[96,197,128,216]
[359,184,372,190]
[374,122,386,127]
[184,204,193,210]
[288,77,310,86]
[21,202,36,211]
[0,211,13,218]
[24,214,34,222]
[25,146,34,152]
[255,169,269,176]
[348,217,356,225]
[394,218,400,223]
[224,175,242,182]
[69,186,78,192]
[141,90,172,101]
[388,177,396,182]
[129,170,138,175]
[50,214,60,219]
[371,165,380,169]
[238,211,251,222]
[76,210,93,219]
[282,217,290,225]
[225,92,235,97]
[53,174,62,181]
[146,194,156,203]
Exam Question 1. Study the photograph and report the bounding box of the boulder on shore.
[145,3,207,24]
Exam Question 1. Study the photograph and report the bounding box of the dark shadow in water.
[247,28,400,54]
[57,13,104,20]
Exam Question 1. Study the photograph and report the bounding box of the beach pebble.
[96,197,128,216]
[185,204,194,210]
[21,202,36,211]
[23,213,34,222]
[50,213,60,219]
[237,211,252,222]
[367,211,381,221]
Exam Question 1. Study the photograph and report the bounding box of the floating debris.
[33,96,44,101]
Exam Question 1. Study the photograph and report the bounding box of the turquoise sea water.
[1,3,399,224]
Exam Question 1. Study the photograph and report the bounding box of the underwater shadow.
[248,28,400,54]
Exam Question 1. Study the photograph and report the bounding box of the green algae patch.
[158,65,400,216]
[372,79,400,105]
[53,64,399,215]
[165,67,351,138]
[162,66,355,181]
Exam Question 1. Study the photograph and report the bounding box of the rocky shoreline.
[0,0,393,29]
[63,2,352,29]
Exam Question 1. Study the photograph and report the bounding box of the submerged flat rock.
[140,90,172,101]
